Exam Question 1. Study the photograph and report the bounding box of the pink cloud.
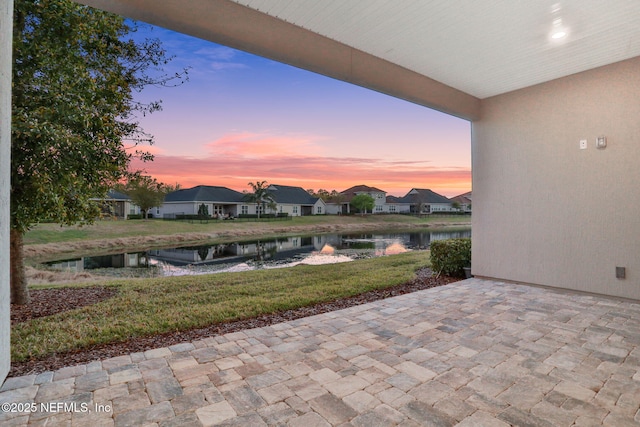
[204,132,326,158]
[130,151,470,197]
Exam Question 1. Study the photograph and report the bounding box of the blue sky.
[128,22,472,197]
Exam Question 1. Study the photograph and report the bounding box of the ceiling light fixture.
[551,29,567,39]
[550,18,568,40]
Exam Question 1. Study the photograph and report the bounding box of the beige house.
[94,190,142,219]
[339,185,387,214]
[450,191,472,213]
[1,1,638,383]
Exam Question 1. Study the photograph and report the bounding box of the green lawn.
[24,215,470,245]
[12,251,430,362]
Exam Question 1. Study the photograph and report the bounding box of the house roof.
[385,195,402,204]
[450,191,472,204]
[341,185,386,195]
[399,189,450,205]
[267,184,320,206]
[105,190,131,201]
[340,185,387,203]
[164,185,245,203]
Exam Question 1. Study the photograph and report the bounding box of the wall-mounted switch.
[596,136,607,149]
[616,266,626,279]
[579,139,587,150]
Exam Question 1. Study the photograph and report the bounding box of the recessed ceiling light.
[550,18,568,41]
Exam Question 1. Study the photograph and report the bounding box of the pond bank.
[25,219,471,263]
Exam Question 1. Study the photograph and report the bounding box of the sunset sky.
[129,23,472,198]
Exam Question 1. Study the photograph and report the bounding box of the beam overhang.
[77,0,480,120]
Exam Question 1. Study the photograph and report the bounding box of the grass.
[12,251,429,362]
[24,214,470,245]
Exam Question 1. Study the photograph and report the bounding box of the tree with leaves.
[197,203,209,218]
[350,194,375,215]
[116,175,169,219]
[307,189,345,204]
[10,0,186,304]
[245,181,276,219]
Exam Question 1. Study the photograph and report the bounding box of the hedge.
[429,238,471,277]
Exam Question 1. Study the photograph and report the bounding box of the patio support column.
[0,0,13,384]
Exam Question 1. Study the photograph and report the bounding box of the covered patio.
[2,278,639,426]
[1,5,639,427]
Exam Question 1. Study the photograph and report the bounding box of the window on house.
[389,205,396,212]
[293,206,298,214]
[375,205,383,213]
[241,205,248,215]
[317,206,322,214]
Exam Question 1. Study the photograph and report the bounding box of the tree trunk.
[10,228,30,305]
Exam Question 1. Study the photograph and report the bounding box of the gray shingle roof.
[398,188,450,204]
[164,186,245,203]
[105,190,131,200]
[267,184,320,205]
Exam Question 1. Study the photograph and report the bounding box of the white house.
[159,185,245,218]
[398,189,453,214]
[267,184,325,216]
[340,185,387,214]
[450,191,472,213]
[93,190,141,219]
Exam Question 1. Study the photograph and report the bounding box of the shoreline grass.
[12,251,430,362]
[24,214,470,263]
[25,214,470,245]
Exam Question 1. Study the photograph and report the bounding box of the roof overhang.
[76,1,640,122]
[76,0,480,120]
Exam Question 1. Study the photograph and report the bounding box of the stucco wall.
[0,0,13,385]
[472,56,640,299]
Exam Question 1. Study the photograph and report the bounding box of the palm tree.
[245,181,276,219]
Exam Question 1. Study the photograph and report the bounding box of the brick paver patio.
[2,278,640,426]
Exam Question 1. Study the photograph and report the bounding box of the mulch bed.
[9,269,459,377]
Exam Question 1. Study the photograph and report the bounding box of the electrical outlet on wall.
[579,139,587,149]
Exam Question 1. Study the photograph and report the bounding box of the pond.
[46,228,471,278]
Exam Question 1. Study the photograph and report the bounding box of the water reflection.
[47,229,470,277]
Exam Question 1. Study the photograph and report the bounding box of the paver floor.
[2,278,640,426]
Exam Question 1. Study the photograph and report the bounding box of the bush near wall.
[430,238,471,277]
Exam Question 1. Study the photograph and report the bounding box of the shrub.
[127,214,143,220]
[430,238,471,277]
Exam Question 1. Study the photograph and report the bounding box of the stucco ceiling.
[231,0,640,99]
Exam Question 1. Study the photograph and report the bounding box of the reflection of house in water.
[48,252,148,271]
[407,230,471,249]
[148,236,325,266]
[48,259,85,272]
[84,253,148,269]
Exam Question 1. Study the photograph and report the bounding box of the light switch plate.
[596,136,607,149]
[579,139,587,150]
